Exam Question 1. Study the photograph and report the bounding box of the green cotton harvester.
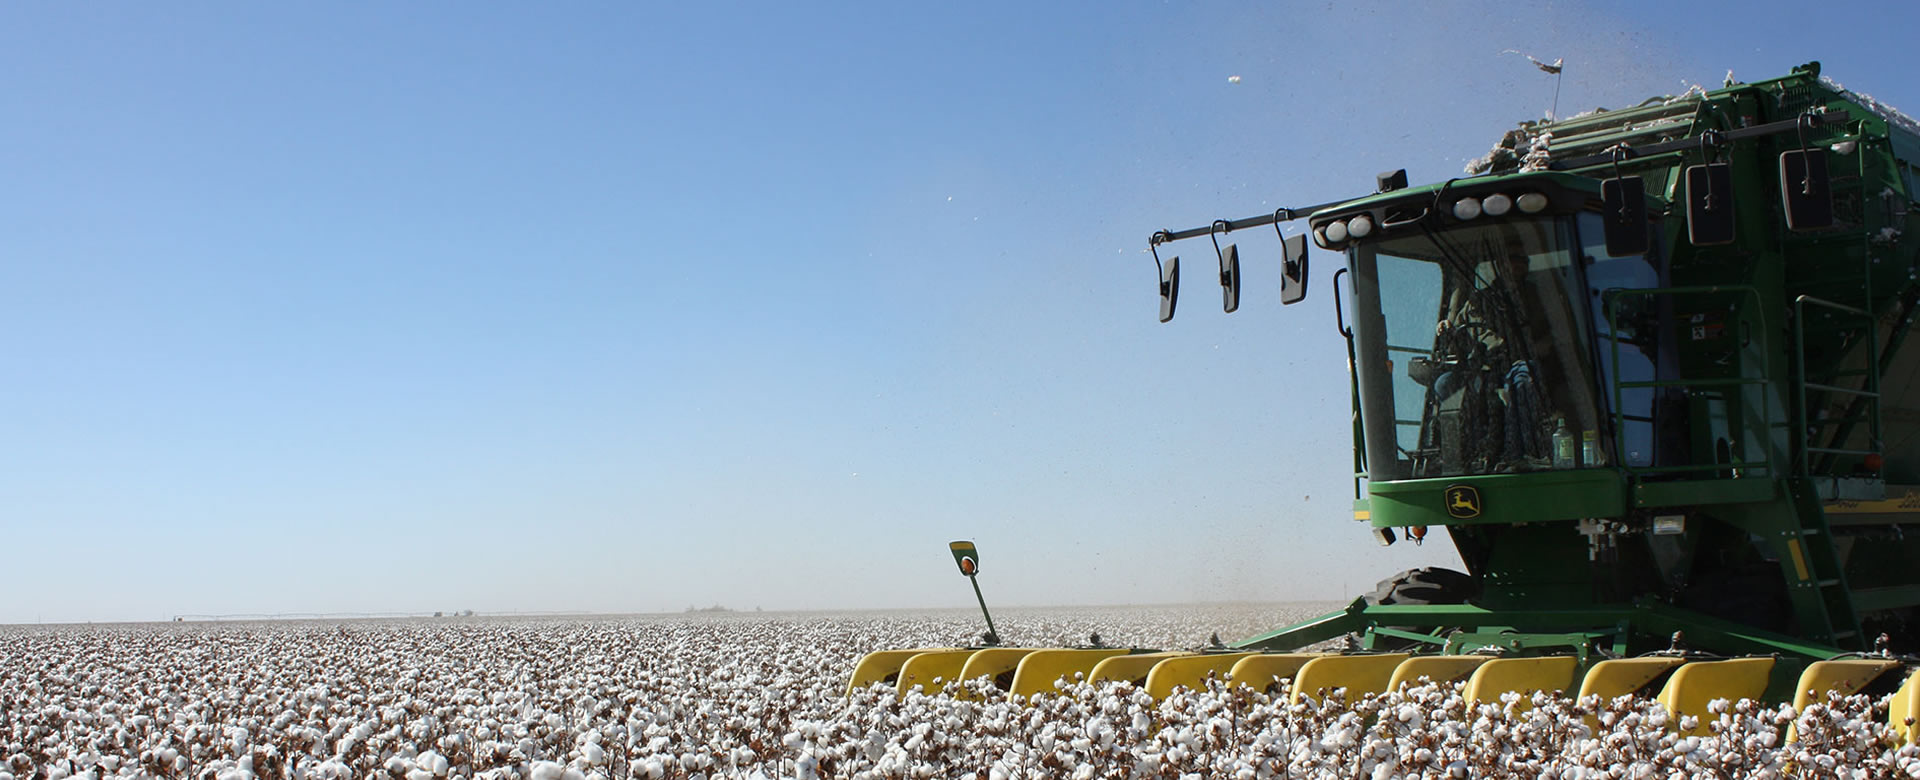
[851,62,1920,737]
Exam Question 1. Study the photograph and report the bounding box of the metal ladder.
[1792,295,1885,480]
[1780,294,1883,649]
[1779,479,1866,649]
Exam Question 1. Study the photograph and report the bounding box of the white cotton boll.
[1397,703,1423,727]
[406,771,435,780]
[529,761,566,780]
[580,743,605,765]
[417,751,449,776]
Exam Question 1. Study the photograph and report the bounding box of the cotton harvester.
[850,62,1920,734]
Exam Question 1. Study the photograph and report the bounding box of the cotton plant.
[3,610,1918,779]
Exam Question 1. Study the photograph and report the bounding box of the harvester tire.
[1367,567,1476,606]
[1357,567,1476,651]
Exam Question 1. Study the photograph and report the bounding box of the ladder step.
[1819,578,1842,587]
[1801,383,1879,397]
[1803,415,1876,426]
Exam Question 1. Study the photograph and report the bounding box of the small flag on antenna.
[1502,50,1563,75]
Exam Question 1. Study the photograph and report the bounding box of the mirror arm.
[1150,230,1172,284]
[1149,199,1344,245]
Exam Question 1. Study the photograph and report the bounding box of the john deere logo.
[1444,485,1482,519]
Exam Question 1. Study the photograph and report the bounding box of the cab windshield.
[1347,216,1604,480]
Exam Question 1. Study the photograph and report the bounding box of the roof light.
[1324,220,1349,243]
[1516,192,1550,214]
[1452,197,1482,220]
[1347,214,1374,238]
[1482,193,1513,217]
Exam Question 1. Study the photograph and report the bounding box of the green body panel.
[1633,477,1777,508]
[1366,469,1625,527]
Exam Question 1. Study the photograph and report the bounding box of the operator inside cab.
[1413,247,1562,473]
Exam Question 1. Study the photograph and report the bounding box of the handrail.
[1603,285,1776,479]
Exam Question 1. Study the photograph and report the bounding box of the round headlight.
[1347,214,1374,238]
[1324,220,1349,242]
[1516,192,1550,214]
[1482,193,1513,217]
[1452,197,1482,220]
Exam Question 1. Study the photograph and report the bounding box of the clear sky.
[4,2,1916,624]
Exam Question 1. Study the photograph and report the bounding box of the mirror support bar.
[1151,112,1840,251]
[1150,198,1347,246]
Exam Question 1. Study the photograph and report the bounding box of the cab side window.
[1580,212,1661,467]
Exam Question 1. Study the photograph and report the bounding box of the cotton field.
[4,606,1919,780]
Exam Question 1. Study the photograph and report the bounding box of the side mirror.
[1218,243,1241,313]
[1601,175,1650,256]
[1686,163,1735,245]
[1158,255,1180,323]
[1279,234,1309,305]
[1780,148,1834,231]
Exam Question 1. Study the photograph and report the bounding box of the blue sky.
[4,2,1916,624]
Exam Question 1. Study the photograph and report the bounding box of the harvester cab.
[851,62,1920,730]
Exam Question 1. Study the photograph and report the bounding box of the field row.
[2,609,1916,779]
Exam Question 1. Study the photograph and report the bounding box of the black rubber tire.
[1366,566,1477,606]
[1355,567,1477,651]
